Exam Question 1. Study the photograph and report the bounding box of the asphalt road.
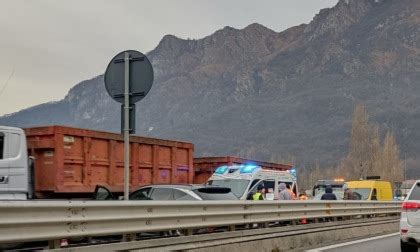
[307,233,411,252]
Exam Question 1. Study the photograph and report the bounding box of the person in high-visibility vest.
[252,184,264,200]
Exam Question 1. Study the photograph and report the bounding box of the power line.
[0,68,15,97]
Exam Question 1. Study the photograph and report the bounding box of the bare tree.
[342,104,375,179]
[340,104,403,183]
[381,131,403,183]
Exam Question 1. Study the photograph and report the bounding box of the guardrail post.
[228,225,236,231]
[123,233,136,242]
[186,229,193,236]
[48,239,61,249]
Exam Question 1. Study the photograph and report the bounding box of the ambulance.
[207,165,298,200]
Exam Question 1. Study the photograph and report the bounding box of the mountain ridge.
[1,0,419,176]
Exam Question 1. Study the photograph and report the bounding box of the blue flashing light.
[215,166,228,174]
[239,165,261,174]
[288,167,297,178]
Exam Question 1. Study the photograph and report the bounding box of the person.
[252,184,265,200]
[371,188,377,200]
[343,183,354,200]
[321,185,337,200]
[299,189,308,200]
[286,184,297,199]
[279,183,292,200]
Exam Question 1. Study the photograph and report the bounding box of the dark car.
[94,184,238,201]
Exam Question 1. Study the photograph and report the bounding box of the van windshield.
[351,188,371,200]
[208,179,250,198]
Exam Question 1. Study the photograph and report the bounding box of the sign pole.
[104,50,153,201]
[124,51,130,200]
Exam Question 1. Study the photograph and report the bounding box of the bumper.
[401,218,420,244]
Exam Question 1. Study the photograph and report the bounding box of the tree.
[381,131,403,183]
[342,104,376,180]
[341,104,403,182]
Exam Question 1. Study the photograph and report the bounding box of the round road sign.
[104,50,154,104]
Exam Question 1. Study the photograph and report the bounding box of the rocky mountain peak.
[304,0,383,40]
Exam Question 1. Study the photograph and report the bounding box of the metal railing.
[0,200,400,244]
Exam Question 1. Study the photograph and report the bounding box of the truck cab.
[0,126,30,200]
[207,165,297,200]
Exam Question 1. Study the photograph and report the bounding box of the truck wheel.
[401,240,418,252]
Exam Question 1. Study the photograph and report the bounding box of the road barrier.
[0,200,400,245]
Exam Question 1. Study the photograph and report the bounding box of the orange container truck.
[0,125,194,199]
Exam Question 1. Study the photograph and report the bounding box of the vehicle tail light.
[401,229,408,234]
[402,202,420,211]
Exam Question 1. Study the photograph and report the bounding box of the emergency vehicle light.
[239,165,260,174]
[215,166,228,174]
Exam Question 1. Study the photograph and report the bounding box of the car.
[400,180,420,252]
[93,184,238,201]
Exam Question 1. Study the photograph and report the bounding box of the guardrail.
[0,200,400,245]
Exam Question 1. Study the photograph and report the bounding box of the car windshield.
[351,188,371,200]
[208,179,250,198]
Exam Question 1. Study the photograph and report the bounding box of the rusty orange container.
[193,156,293,184]
[24,126,194,198]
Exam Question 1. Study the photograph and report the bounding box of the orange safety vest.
[288,189,296,200]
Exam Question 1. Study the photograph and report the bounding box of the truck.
[0,125,194,200]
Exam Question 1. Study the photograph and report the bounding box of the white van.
[207,165,297,200]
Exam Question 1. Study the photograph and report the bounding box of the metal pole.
[124,52,130,200]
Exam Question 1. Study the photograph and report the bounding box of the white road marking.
[305,232,399,251]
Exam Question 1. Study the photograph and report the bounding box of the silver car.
[400,180,420,252]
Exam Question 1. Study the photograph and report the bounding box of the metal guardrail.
[0,200,400,244]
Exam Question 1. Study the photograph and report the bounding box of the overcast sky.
[0,0,338,116]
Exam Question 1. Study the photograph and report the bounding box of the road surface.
[307,233,412,252]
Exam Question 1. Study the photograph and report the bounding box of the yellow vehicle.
[346,178,393,201]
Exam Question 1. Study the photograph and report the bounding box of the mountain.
[1,0,419,176]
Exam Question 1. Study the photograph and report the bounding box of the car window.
[408,183,420,200]
[208,179,250,198]
[193,190,238,200]
[174,189,197,200]
[94,186,115,200]
[129,188,151,200]
[351,188,371,200]
[249,179,260,190]
[173,189,196,200]
[7,133,20,158]
[150,188,174,200]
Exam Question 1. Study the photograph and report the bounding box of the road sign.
[104,50,154,201]
[104,50,154,104]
